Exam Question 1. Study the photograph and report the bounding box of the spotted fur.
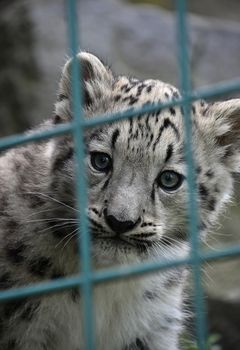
[0,52,240,349]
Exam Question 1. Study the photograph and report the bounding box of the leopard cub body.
[0,53,240,350]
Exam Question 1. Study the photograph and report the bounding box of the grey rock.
[27,0,240,123]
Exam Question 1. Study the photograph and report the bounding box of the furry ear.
[200,99,240,172]
[54,52,113,121]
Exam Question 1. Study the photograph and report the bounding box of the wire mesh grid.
[1,0,240,349]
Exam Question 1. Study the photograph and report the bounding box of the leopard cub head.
[52,52,240,265]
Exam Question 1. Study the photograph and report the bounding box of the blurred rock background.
[0,0,240,348]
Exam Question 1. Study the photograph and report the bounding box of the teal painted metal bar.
[66,1,95,349]
[176,1,206,349]
[1,78,240,152]
[1,244,240,303]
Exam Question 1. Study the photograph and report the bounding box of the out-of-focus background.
[0,0,240,348]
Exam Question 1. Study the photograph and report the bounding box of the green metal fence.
[1,0,240,349]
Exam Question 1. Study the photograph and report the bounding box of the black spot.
[164,269,184,288]
[140,223,154,228]
[223,148,234,159]
[20,300,40,321]
[111,129,120,149]
[53,115,62,124]
[169,107,176,116]
[6,242,26,264]
[199,222,207,231]
[208,199,216,211]
[102,178,110,191]
[128,118,133,135]
[120,84,128,91]
[143,100,151,108]
[164,92,169,99]
[124,338,149,350]
[173,91,180,99]
[133,129,139,140]
[136,83,146,97]
[150,186,155,202]
[58,94,67,101]
[152,118,179,152]
[22,150,34,163]
[146,133,154,148]
[84,89,93,107]
[129,97,139,106]
[165,144,173,162]
[89,128,104,142]
[71,287,80,302]
[192,105,196,114]
[135,338,147,350]
[114,94,121,102]
[196,166,202,174]
[146,85,152,93]
[144,290,158,300]
[206,170,214,178]
[28,257,51,277]
[90,207,101,217]
[125,87,132,93]
[199,184,208,199]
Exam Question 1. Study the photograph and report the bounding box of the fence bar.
[0,123,73,151]
[1,244,240,303]
[1,79,240,152]
[176,1,207,349]
[66,1,95,349]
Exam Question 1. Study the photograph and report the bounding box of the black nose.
[104,209,139,234]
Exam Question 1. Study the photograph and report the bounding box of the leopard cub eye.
[90,152,112,173]
[157,170,184,192]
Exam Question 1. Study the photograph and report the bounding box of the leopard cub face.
[53,52,240,266]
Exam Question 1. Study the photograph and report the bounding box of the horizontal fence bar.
[0,123,73,151]
[1,244,240,302]
[0,79,240,152]
[83,78,240,127]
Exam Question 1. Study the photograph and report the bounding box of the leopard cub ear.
[54,52,113,121]
[199,99,240,172]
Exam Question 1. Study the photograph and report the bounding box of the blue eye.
[157,170,183,191]
[90,152,112,172]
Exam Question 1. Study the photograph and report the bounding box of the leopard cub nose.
[104,209,140,234]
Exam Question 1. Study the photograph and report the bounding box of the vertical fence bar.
[176,0,207,349]
[66,1,95,349]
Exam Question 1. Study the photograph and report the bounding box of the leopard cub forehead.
[112,76,181,110]
[87,76,187,167]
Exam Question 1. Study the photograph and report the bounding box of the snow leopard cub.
[0,52,240,350]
